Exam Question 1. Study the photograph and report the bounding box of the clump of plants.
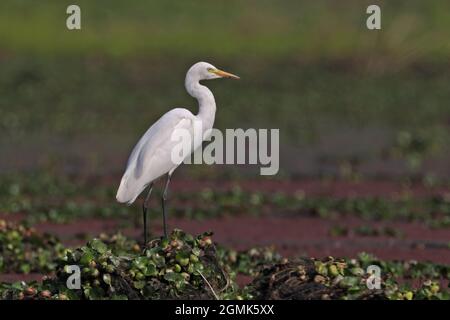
[329,224,403,238]
[389,129,445,176]
[217,246,283,277]
[0,219,66,273]
[0,227,448,300]
[1,229,240,300]
[250,253,449,300]
[96,232,141,255]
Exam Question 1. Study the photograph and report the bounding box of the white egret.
[116,62,239,244]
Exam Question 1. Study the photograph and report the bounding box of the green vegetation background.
[0,0,449,178]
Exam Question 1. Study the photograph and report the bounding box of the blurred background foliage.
[0,0,449,179]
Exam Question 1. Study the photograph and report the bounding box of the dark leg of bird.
[161,173,172,238]
[142,183,153,246]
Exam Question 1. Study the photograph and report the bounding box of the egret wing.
[116,108,195,204]
[134,115,194,179]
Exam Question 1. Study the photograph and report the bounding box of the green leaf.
[152,254,166,268]
[90,239,108,254]
[84,286,105,300]
[61,289,80,300]
[20,263,31,274]
[176,252,190,266]
[132,256,148,270]
[192,248,201,256]
[340,276,359,288]
[192,262,204,275]
[133,281,146,289]
[80,249,95,265]
[144,263,157,276]
[164,272,184,282]
[11,282,24,290]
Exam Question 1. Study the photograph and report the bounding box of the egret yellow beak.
[211,69,240,79]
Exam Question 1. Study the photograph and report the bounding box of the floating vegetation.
[0,229,239,300]
[0,219,65,274]
[1,172,450,228]
[250,254,449,300]
[0,228,448,300]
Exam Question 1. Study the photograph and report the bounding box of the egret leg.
[161,173,172,238]
[142,183,153,246]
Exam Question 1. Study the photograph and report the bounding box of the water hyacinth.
[1,229,241,300]
[0,227,448,300]
[2,172,450,228]
[249,254,449,300]
[0,219,66,273]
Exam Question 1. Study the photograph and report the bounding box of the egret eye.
[207,68,215,73]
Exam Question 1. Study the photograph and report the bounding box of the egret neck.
[185,75,216,133]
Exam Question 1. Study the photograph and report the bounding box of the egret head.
[187,62,240,82]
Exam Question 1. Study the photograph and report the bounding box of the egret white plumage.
[116,62,239,244]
